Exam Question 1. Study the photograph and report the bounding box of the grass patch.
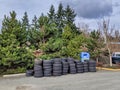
[103,64,120,69]
[0,68,26,76]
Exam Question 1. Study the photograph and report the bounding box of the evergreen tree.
[28,15,41,49]
[89,30,103,59]
[48,5,56,22]
[32,15,38,29]
[0,11,34,71]
[64,5,76,24]
[56,3,65,37]
[21,12,29,30]
[1,11,27,46]
[64,5,78,33]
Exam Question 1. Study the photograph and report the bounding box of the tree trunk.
[107,43,112,66]
[96,57,99,63]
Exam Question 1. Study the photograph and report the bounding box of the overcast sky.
[0,0,120,30]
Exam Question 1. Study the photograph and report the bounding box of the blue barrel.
[80,52,90,62]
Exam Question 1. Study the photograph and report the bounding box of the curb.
[3,73,25,78]
[96,67,120,71]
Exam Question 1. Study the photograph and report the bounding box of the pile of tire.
[74,60,84,73]
[34,58,43,77]
[26,70,34,77]
[53,58,62,76]
[26,58,97,78]
[67,58,76,74]
[61,58,69,75]
[83,61,89,72]
[88,60,96,72]
[43,60,52,77]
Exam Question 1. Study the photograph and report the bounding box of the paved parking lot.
[0,70,120,90]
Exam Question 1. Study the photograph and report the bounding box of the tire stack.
[67,58,76,74]
[83,61,89,72]
[26,70,34,77]
[74,60,84,73]
[34,59,43,78]
[53,58,62,76]
[88,60,96,72]
[43,60,52,77]
[61,58,69,75]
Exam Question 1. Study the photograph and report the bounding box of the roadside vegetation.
[0,3,120,74]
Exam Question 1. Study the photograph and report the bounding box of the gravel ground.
[0,70,120,90]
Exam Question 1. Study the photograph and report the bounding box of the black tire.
[62,72,68,75]
[89,67,96,72]
[89,60,96,67]
[89,64,96,67]
[63,68,68,70]
[61,58,67,62]
[89,60,96,64]
[53,64,62,67]
[44,69,52,72]
[53,58,61,63]
[67,57,74,63]
[69,64,76,67]
[76,65,84,68]
[53,68,62,71]
[62,62,69,65]
[43,60,52,64]
[34,65,42,71]
[43,63,52,66]
[69,66,76,69]
[34,71,43,77]
[83,64,88,67]
[89,69,96,72]
[77,70,84,73]
[74,60,80,63]
[84,69,89,72]
[26,70,34,77]
[70,71,76,74]
[44,73,52,77]
[63,65,69,68]
[44,68,52,71]
[34,58,43,65]
[76,62,84,66]
[43,66,52,69]
[53,73,61,76]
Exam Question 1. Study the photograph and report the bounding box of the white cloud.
[0,0,120,30]
[60,0,113,19]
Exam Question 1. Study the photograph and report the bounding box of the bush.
[0,46,35,74]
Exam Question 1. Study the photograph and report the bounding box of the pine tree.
[48,5,56,22]
[64,5,76,24]
[32,15,38,29]
[56,3,65,37]
[0,11,34,70]
[64,5,78,33]
[21,12,29,30]
[28,15,41,49]
[1,11,27,46]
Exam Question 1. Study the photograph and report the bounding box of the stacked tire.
[74,60,84,73]
[43,60,52,77]
[34,59,43,78]
[83,61,89,72]
[62,58,69,75]
[26,70,34,77]
[88,60,96,72]
[26,58,97,78]
[67,58,76,74]
[53,58,62,76]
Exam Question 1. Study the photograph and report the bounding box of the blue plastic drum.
[80,52,90,62]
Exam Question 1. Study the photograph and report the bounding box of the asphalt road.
[0,70,120,90]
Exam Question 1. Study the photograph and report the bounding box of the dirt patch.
[16,85,32,90]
